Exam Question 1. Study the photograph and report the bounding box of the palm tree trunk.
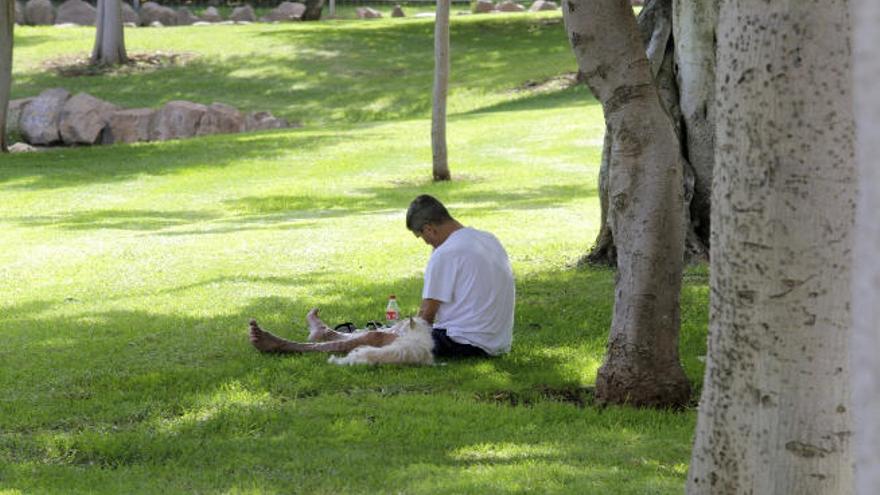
[431,0,451,182]
[91,0,127,66]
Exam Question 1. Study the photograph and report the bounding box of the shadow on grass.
[12,16,578,126]
[0,261,704,492]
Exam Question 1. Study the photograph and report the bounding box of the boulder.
[356,6,381,18]
[59,93,118,145]
[197,103,245,136]
[497,0,525,11]
[528,0,557,10]
[102,108,155,144]
[150,101,207,141]
[199,6,223,22]
[24,0,55,25]
[473,0,494,13]
[139,2,176,26]
[175,6,199,25]
[19,88,70,145]
[391,4,405,17]
[5,98,33,137]
[15,1,25,24]
[121,2,139,24]
[9,142,39,153]
[230,5,256,22]
[264,2,305,21]
[55,0,96,25]
[244,111,290,131]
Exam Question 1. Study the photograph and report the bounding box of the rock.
[59,93,118,145]
[473,0,494,13]
[413,12,434,18]
[497,0,525,11]
[5,98,33,137]
[230,4,255,22]
[199,6,223,22]
[356,6,381,18]
[139,2,176,26]
[54,22,78,27]
[150,101,207,141]
[391,4,405,17]
[19,88,70,145]
[9,142,39,153]
[55,0,96,25]
[24,0,55,25]
[528,0,557,10]
[245,111,290,132]
[149,20,163,27]
[175,6,199,25]
[102,108,155,144]
[264,2,305,21]
[15,1,25,24]
[192,21,212,26]
[121,2,139,24]
[197,103,245,136]
[123,21,137,28]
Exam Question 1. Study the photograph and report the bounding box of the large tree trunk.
[687,1,855,493]
[851,1,880,492]
[582,0,713,266]
[301,0,324,21]
[0,0,12,153]
[431,0,451,182]
[564,0,690,408]
[91,0,127,66]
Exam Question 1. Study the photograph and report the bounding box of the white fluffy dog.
[327,317,435,366]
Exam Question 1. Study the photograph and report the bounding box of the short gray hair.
[406,195,453,233]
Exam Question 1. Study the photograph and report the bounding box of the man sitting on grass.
[248,194,515,359]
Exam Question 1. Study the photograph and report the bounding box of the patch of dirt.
[43,51,199,77]
[510,72,582,95]
[476,385,595,408]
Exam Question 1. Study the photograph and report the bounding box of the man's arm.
[418,298,442,325]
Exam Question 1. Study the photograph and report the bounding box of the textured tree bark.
[673,0,716,249]
[583,0,712,266]
[431,0,451,182]
[565,0,690,408]
[301,0,325,21]
[91,0,127,66]
[851,1,880,492]
[687,1,855,493]
[0,0,12,152]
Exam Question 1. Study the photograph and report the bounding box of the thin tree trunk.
[851,0,880,491]
[91,0,127,67]
[687,1,855,492]
[0,0,13,153]
[672,0,716,247]
[431,0,451,182]
[565,0,690,408]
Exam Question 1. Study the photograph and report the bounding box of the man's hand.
[418,298,442,325]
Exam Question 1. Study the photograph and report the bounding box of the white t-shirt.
[422,227,515,355]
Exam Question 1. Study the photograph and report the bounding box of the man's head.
[406,195,457,247]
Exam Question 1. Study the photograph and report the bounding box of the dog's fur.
[327,317,434,366]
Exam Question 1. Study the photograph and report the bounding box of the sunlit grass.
[1,13,706,494]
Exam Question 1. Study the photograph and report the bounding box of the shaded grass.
[1,14,706,494]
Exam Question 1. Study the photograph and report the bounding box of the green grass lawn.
[1,12,708,494]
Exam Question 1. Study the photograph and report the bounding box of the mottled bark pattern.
[91,0,127,66]
[431,0,451,181]
[851,1,880,492]
[565,0,690,408]
[0,0,12,152]
[688,1,855,493]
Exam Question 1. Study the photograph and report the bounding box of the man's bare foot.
[306,308,333,342]
[249,319,296,353]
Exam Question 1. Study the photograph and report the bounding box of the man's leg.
[250,319,397,354]
[306,308,351,342]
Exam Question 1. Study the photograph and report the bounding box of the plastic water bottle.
[385,295,400,324]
